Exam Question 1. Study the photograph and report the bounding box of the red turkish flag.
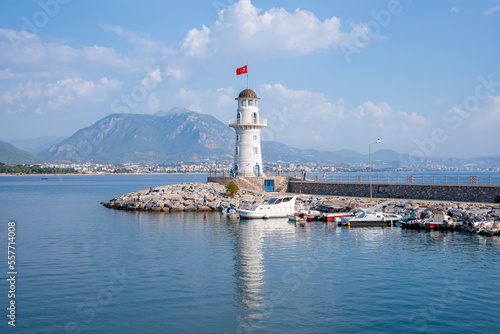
[236,65,247,75]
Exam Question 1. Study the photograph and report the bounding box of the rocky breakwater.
[294,196,500,222]
[102,182,500,222]
[300,197,500,223]
[101,182,273,213]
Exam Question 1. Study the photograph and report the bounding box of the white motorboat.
[238,196,299,219]
[288,212,307,222]
[341,208,402,227]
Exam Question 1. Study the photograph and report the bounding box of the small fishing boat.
[221,207,240,220]
[316,204,354,223]
[298,209,321,221]
[476,221,500,236]
[41,177,48,180]
[288,213,307,222]
[342,208,402,227]
[237,196,299,219]
[423,211,454,230]
[401,211,459,231]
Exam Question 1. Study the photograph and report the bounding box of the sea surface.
[1,174,500,333]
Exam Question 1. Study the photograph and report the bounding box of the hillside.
[5,136,66,154]
[35,108,499,168]
[37,108,423,166]
[39,109,235,164]
[0,140,43,165]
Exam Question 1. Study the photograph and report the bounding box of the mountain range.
[1,107,499,168]
[38,108,234,164]
[4,136,66,154]
[0,139,43,165]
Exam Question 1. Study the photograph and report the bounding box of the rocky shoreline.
[101,182,500,222]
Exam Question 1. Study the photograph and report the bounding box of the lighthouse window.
[253,135,258,141]
[253,146,258,155]
[237,113,241,124]
[252,113,257,123]
[248,100,253,106]
[236,135,240,141]
[235,146,239,156]
[242,100,247,107]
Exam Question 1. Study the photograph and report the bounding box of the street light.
[369,138,381,200]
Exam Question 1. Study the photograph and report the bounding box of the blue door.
[254,164,260,176]
[264,180,274,192]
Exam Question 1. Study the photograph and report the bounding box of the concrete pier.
[287,180,500,204]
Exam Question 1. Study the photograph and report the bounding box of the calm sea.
[1,174,500,333]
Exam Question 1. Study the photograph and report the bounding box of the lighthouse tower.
[229,88,267,177]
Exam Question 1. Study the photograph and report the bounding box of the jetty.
[101,182,500,224]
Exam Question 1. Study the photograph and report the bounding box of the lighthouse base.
[207,176,289,193]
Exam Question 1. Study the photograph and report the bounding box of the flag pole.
[246,60,249,89]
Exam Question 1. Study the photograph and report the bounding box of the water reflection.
[233,219,296,332]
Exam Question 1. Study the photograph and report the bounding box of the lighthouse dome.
[238,89,258,99]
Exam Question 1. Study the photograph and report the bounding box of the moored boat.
[288,213,307,222]
[341,208,402,227]
[237,196,299,219]
[316,204,354,223]
[477,221,500,236]
[297,209,321,221]
[423,211,454,231]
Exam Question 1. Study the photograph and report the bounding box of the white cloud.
[165,67,185,81]
[0,68,50,80]
[0,77,122,115]
[147,93,160,111]
[469,94,500,127]
[172,87,235,120]
[181,25,211,57]
[435,94,500,157]
[141,67,163,87]
[165,0,370,80]
[252,83,430,153]
[485,5,500,15]
[260,83,345,122]
[101,24,174,57]
[207,0,362,59]
[0,29,126,75]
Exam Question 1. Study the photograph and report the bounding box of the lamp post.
[369,138,381,199]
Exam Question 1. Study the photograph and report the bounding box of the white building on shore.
[229,88,267,176]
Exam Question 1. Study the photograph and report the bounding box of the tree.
[226,182,239,198]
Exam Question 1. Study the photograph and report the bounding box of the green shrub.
[226,182,239,198]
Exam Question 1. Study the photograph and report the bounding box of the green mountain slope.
[38,108,420,166]
[0,140,44,165]
[39,109,235,164]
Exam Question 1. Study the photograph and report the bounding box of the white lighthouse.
[229,88,267,177]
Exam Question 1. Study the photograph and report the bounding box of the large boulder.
[197,205,212,212]
[170,204,185,212]
[184,205,197,212]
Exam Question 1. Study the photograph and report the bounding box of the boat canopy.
[356,211,366,218]
[267,197,294,205]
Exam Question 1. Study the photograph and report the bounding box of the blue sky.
[0,0,499,159]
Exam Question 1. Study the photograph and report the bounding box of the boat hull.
[288,214,306,222]
[319,213,354,222]
[345,219,400,227]
[238,211,289,219]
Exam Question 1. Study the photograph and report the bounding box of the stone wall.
[207,176,289,193]
[288,181,500,203]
